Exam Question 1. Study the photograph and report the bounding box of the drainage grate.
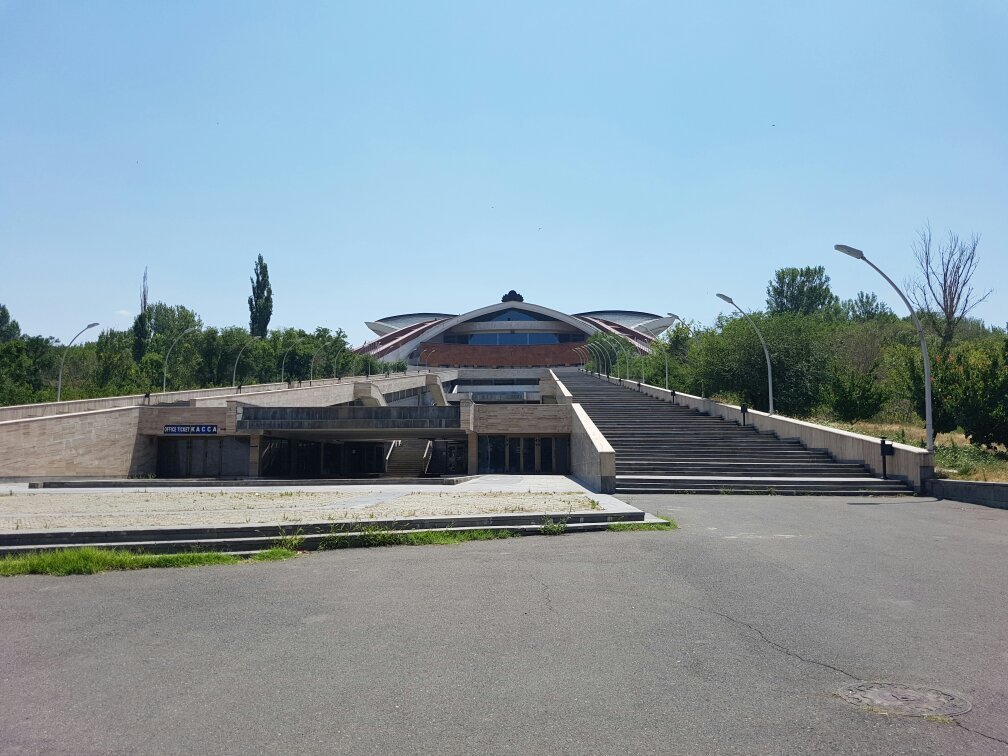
[837,682,972,717]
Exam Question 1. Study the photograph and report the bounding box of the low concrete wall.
[591,373,934,492]
[0,407,156,479]
[0,370,457,421]
[549,371,615,494]
[928,479,1008,509]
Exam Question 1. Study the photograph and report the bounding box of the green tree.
[131,267,151,361]
[946,340,1008,448]
[692,312,833,415]
[0,340,34,404]
[843,291,894,322]
[95,329,145,395]
[248,254,273,338]
[766,266,840,316]
[0,304,21,342]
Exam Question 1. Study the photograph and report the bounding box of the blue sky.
[1,1,1005,345]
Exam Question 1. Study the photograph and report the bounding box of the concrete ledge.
[928,479,1008,509]
[30,476,479,489]
[0,508,648,555]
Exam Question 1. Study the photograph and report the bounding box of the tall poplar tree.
[248,254,273,337]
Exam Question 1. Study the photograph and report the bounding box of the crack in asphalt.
[953,720,1008,749]
[688,602,859,679]
[690,603,1008,748]
[537,578,558,616]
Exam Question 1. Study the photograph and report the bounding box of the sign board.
[163,424,218,435]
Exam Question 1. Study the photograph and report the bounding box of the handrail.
[385,439,401,461]
[422,440,433,475]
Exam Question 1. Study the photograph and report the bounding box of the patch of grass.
[935,442,1008,482]
[0,547,240,576]
[274,529,305,551]
[608,516,678,532]
[251,547,297,562]
[318,527,518,550]
[539,516,568,535]
[923,714,955,724]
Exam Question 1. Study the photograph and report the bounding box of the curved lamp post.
[280,338,302,384]
[717,293,774,415]
[423,348,437,373]
[585,343,608,375]
[573,346,589,370]
[583,342,603,375]
[309,344,327,385]
[836,243,933,452]
[598,338,620,378]
[162,326,200,393]
[232,336,261,387]
[57,322,99,402]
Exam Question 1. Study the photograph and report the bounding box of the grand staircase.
[560,371,910,496]
[385,439,432,477]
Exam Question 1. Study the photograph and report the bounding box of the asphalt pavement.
[2,494,1006,754]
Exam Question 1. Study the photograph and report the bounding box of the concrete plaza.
[2,494,1006,754]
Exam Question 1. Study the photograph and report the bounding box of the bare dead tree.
[907,223,991,350]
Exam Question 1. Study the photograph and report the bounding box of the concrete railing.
[0,370,459,421]
[588,372,933,492]
[549,371,616,493]
[0,377,374,422]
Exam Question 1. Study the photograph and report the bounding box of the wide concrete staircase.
[385,439,432,477]
[561,372,910,495]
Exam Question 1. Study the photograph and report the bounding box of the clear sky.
[2,1,1005,346]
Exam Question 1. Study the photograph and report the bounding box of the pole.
[836,244,934,453]
[280,338,302,384]
[232,336,260,387]
[57,322,99,402]
[163,326,199,393]
[717,294,773,414]
[309,345,326,385]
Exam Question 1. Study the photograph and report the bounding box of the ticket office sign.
[163,424,219,435]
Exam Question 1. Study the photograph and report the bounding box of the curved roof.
[418,301,598,344]
[359,301,600,361]
[366,312,456,336]
[574,310,661,330]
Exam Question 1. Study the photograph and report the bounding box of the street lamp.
[162,326,199,393]
[57,321,99,402]
[232,336,261,387]
[423,348,437,373]
[585,343,608,375]
[836,243,934,452]
[716,293,774,415]
[280,338,302,384]
[309,344,327,385]
[572,346,589,370]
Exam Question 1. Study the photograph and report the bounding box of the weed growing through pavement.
[608,516,678,532]
[274,528,305,551]
[540,516,568,535]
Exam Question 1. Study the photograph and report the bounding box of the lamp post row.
[51,242,933,443]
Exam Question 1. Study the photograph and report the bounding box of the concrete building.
[356,292,675,368]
